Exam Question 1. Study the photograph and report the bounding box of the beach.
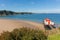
[0,19,45,34]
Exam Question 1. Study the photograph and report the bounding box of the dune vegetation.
[48,28,60,40]
[0,27,47,40]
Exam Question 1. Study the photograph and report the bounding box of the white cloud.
[31,2,35,5]
[55,0,60,1]
[0,4,5,7]
[27,9,60,13]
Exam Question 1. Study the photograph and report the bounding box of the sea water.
[0,13,60,25]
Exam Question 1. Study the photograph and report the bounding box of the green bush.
[0,27,47,40]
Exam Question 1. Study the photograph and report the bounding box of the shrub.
[0,27,47,40]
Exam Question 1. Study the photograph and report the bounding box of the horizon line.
[0,10,60,13]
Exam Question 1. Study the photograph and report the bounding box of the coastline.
[0,19,45,34]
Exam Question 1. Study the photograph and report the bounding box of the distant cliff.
[0,10,32,16]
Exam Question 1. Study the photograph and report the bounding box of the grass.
[48,34,60,40]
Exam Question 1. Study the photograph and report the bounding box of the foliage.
[48,34,60,40]
[0,27,47,40]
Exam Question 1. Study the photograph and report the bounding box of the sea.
[0,13,60,27]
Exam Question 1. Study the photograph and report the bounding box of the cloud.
[55,0,60,1]
[28,9,60,13]
[31,2,35,5]
[0,4,5,7]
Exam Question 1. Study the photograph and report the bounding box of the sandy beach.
[0,19,45,34]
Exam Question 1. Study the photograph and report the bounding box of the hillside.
[0,10,32,16]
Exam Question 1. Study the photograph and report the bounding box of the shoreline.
[0,19,45,34]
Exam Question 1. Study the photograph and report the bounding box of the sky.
[0,0,60,13]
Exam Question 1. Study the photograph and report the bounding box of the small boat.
[44,18,54,25]
[43,18,55,30]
